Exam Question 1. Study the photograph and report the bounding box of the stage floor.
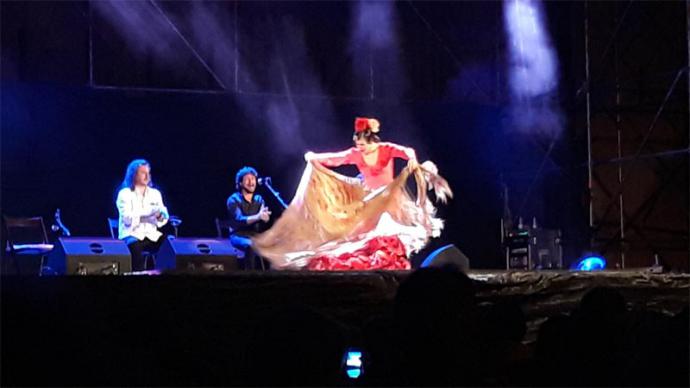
[3,268,688,343]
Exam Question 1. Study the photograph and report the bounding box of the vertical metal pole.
[614,4,626,269]
[495,1,501,106]
[234,0,239,93]
[686,0,690,268]
[88,0,94,87]
[584,1,595,248]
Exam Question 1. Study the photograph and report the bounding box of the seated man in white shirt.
[116,159,169,271]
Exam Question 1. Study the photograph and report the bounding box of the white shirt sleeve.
[153,189,169,228]
[116,189,139,228]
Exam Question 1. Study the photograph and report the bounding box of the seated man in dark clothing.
[226,166,271,270]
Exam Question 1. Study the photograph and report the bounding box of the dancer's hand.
[421,160,438,175]
[406,158,420,172]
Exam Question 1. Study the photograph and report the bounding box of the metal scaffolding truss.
[583,0,689,270]
[84,0,503,103]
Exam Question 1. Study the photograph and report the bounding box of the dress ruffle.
[307,235,410,271]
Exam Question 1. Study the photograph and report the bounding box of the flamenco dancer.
[252,117,453,270]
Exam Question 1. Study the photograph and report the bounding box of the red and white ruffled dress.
[295,143,444,271]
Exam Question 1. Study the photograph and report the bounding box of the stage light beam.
[503,0,563,138]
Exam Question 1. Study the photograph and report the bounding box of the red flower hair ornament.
[354,117,381,133]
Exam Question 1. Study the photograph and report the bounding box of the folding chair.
[3,215,54,275]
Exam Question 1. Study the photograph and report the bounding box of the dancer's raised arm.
[304,148,356,167]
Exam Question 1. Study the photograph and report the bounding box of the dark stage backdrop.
[3,81,538,268]
[1,1,596,268]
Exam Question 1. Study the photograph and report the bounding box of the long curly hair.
[120,159,153,191]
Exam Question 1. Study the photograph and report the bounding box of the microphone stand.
[262,178,288,210]
[52,208,71,237]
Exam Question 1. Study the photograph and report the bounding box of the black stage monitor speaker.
[420,244,470,272]
[48,237,132,275]
[156,238,240,272]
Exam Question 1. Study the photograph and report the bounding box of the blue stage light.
[573,255,606,271]
[344,349,363,379]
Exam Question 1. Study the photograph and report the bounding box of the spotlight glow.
[504,0,557,98]
[503,0,563,138]
[574,256,607,271]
